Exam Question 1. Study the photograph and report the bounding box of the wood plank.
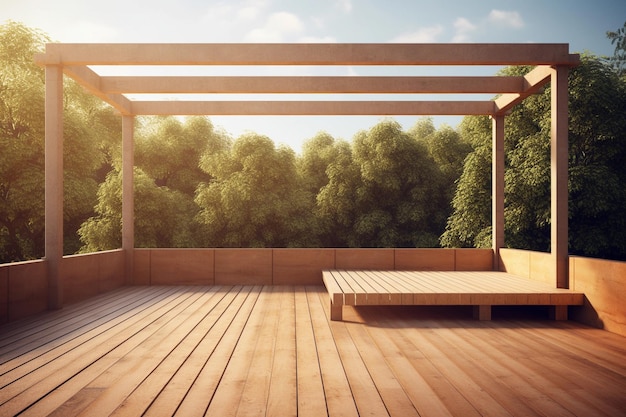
[266,287,298,417]
[482,321,626,415]
[361,315,466,417]
[0,287,177,384]
[344,322,422,416]
[321,271,345,306]
[0,287,198,416]
[171,286,262,417]
[318,292,390,417]
[236,286,283,416]
[70,288,221,417]
[0,286,174,363]
[203,287,270,416]
[107,287,239,416]
[294,286,328,417]
[328,271,356,306]
[306,288,359,416]
[140,286,256,417]
[364,308,495,417]
[446,325,578,416]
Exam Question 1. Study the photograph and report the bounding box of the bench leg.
[473,305,492,320]
[550,305,568,320]
[330,300,343,321]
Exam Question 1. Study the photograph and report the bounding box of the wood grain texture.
[1,285,623,417]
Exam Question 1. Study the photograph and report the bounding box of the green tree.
[79,168,199,250]
[195,133,314,247]
[439,116,493,248]
[409,118,472,203]
[297,132,348,246]
[79,116,222,250]
[0,22,47,261]
[607,20,626,77]
[1,21,116,261]
[317,120,448,247]
[442,56,626,260]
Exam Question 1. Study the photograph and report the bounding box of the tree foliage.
[606,20,626,77]
[317,120,458,247]
[195,133,314,247]
[0,21,118,261]
[442,56,626,260]
[79,116,222,250]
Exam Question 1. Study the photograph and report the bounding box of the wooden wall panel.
[98,250,125,293]
[395,248,455,270]
[499,248,531,277]
[529,251,554,285]
[455,249,494,271]
[7,260,47,320]
[570,256,626,337]
[150,249,214,285]
[62,254,99,304]
[133,249,151,285]
[215,249,272,285]
[273,249,335,285]
[335,249,394,270]
[0,266,8,324]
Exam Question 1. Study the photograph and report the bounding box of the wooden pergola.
[35,43,580,309]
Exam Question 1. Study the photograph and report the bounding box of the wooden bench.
[322,270,585,321]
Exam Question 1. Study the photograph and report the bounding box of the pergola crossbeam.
[130,100,496,116]
[494,65,553,115]
[36,43,577,66]
[64,65,132,114]
[101,75,526,95]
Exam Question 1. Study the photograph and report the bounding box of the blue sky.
[2,0,625,151]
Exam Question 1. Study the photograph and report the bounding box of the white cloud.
[452,17,476,42]
[245,11,305,42]
[390,25,444,43]
[488,10,524,29]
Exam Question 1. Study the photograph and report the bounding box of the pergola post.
[122,115,135,284]
[551,65,569,288]
[44,65,64,309]
[492,115,505,271]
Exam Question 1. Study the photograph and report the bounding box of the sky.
[2,0,625,152]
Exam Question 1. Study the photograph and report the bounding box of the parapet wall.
[3,248,625,338]
[131,248,494,286]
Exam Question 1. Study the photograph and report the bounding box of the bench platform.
[322,270,585,321]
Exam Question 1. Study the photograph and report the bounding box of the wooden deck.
[1,285,624,416]
[322,271,585,321]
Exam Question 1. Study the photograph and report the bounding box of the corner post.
[551,66,569,288]
[122,115,135,284]
[492,115,505,271]
[44,64,64,310]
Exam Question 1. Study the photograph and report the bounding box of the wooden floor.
[1,286,625,416]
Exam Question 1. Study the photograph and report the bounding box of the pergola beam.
[36,43,577,66]
[494,65,553,115]
[101,75,526,95]
[63,66,132,115]
[130,100,496,116]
